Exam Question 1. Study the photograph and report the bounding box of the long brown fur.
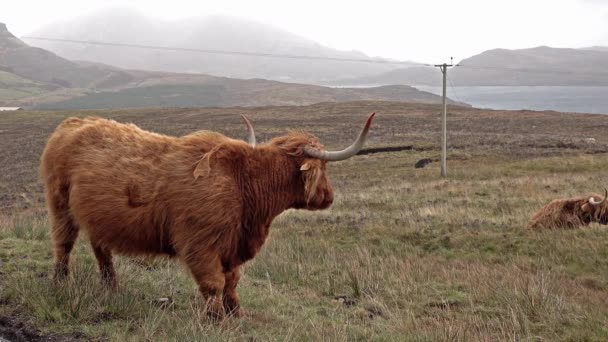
[40,117,335,319]
[527,193,608,230]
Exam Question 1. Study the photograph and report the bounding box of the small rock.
[415,158,433,169]
[584,138,596,144]
[93,311,117,322]
[426,299,461,310]
[151,297,174,309]
[365,305,385,318]
[333,295,357,307]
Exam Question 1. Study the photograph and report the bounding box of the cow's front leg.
[223,267,243,317]
[184,253,226,320]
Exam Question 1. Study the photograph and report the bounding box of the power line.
[19,36,608,77]
[447,74,463,104]
[21,36,606,77]
[21,36,424,66]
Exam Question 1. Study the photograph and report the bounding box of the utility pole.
[434,58,457,177]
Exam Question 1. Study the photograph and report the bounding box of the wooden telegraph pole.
[434,58,457,177]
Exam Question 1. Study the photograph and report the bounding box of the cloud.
[601,12,608,45]
[580,0,608,5]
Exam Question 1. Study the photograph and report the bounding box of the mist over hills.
[583,46,608,52]
[0,23,463,109]
[17,8,608,88]
[0,22,139,89]
[334,46,608,86]
[24,8,415,84]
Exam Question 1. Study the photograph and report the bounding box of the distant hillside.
[24,8,415,84]
[0,23,463,109]
[333,46,608,86]
[0,23,147,89]
[34,83,467,110]
[582,46,608,52]
[0,70,58,102]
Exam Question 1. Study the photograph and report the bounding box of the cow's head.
[296,146,334,210]
[580,189,608,224]
[242,113,375,211]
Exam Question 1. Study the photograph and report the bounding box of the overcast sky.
[2,0,608,63]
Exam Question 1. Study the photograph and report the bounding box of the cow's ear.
[193,146,221,180]
[300,162,311,171]
[193,156,211,180]
[300,160,323,203]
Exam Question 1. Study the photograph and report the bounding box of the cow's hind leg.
[51,217,79,281]
[47,184,79,281]
[91,243,117,290]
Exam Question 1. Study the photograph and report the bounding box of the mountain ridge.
[332,45,608,86]
[0,23,465,109]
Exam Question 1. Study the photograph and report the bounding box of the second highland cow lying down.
[528,189,608,229]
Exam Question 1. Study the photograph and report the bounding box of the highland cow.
[527,189,608,230]
[40,113,375,319]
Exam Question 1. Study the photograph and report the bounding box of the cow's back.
[41,116,246,257]
[527,198,587,229]
[41,117,182,254]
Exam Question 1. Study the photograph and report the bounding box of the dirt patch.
[0,315,84,342]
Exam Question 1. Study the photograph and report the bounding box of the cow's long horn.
[589,188,608,205]
[304,112,376,161]
[241,115,256,147]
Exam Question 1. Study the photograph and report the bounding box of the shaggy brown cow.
[527,189,608,230]
[40,113,375,319]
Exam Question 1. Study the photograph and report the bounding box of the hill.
[0,23,144,90]
[582,46,608,52]
[0,70,58,102]
[333,46,608,86]
[1,23,461,109]
[24,8,415,84]
[34,83,466,110]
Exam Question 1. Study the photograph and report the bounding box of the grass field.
[2,101,608,341]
